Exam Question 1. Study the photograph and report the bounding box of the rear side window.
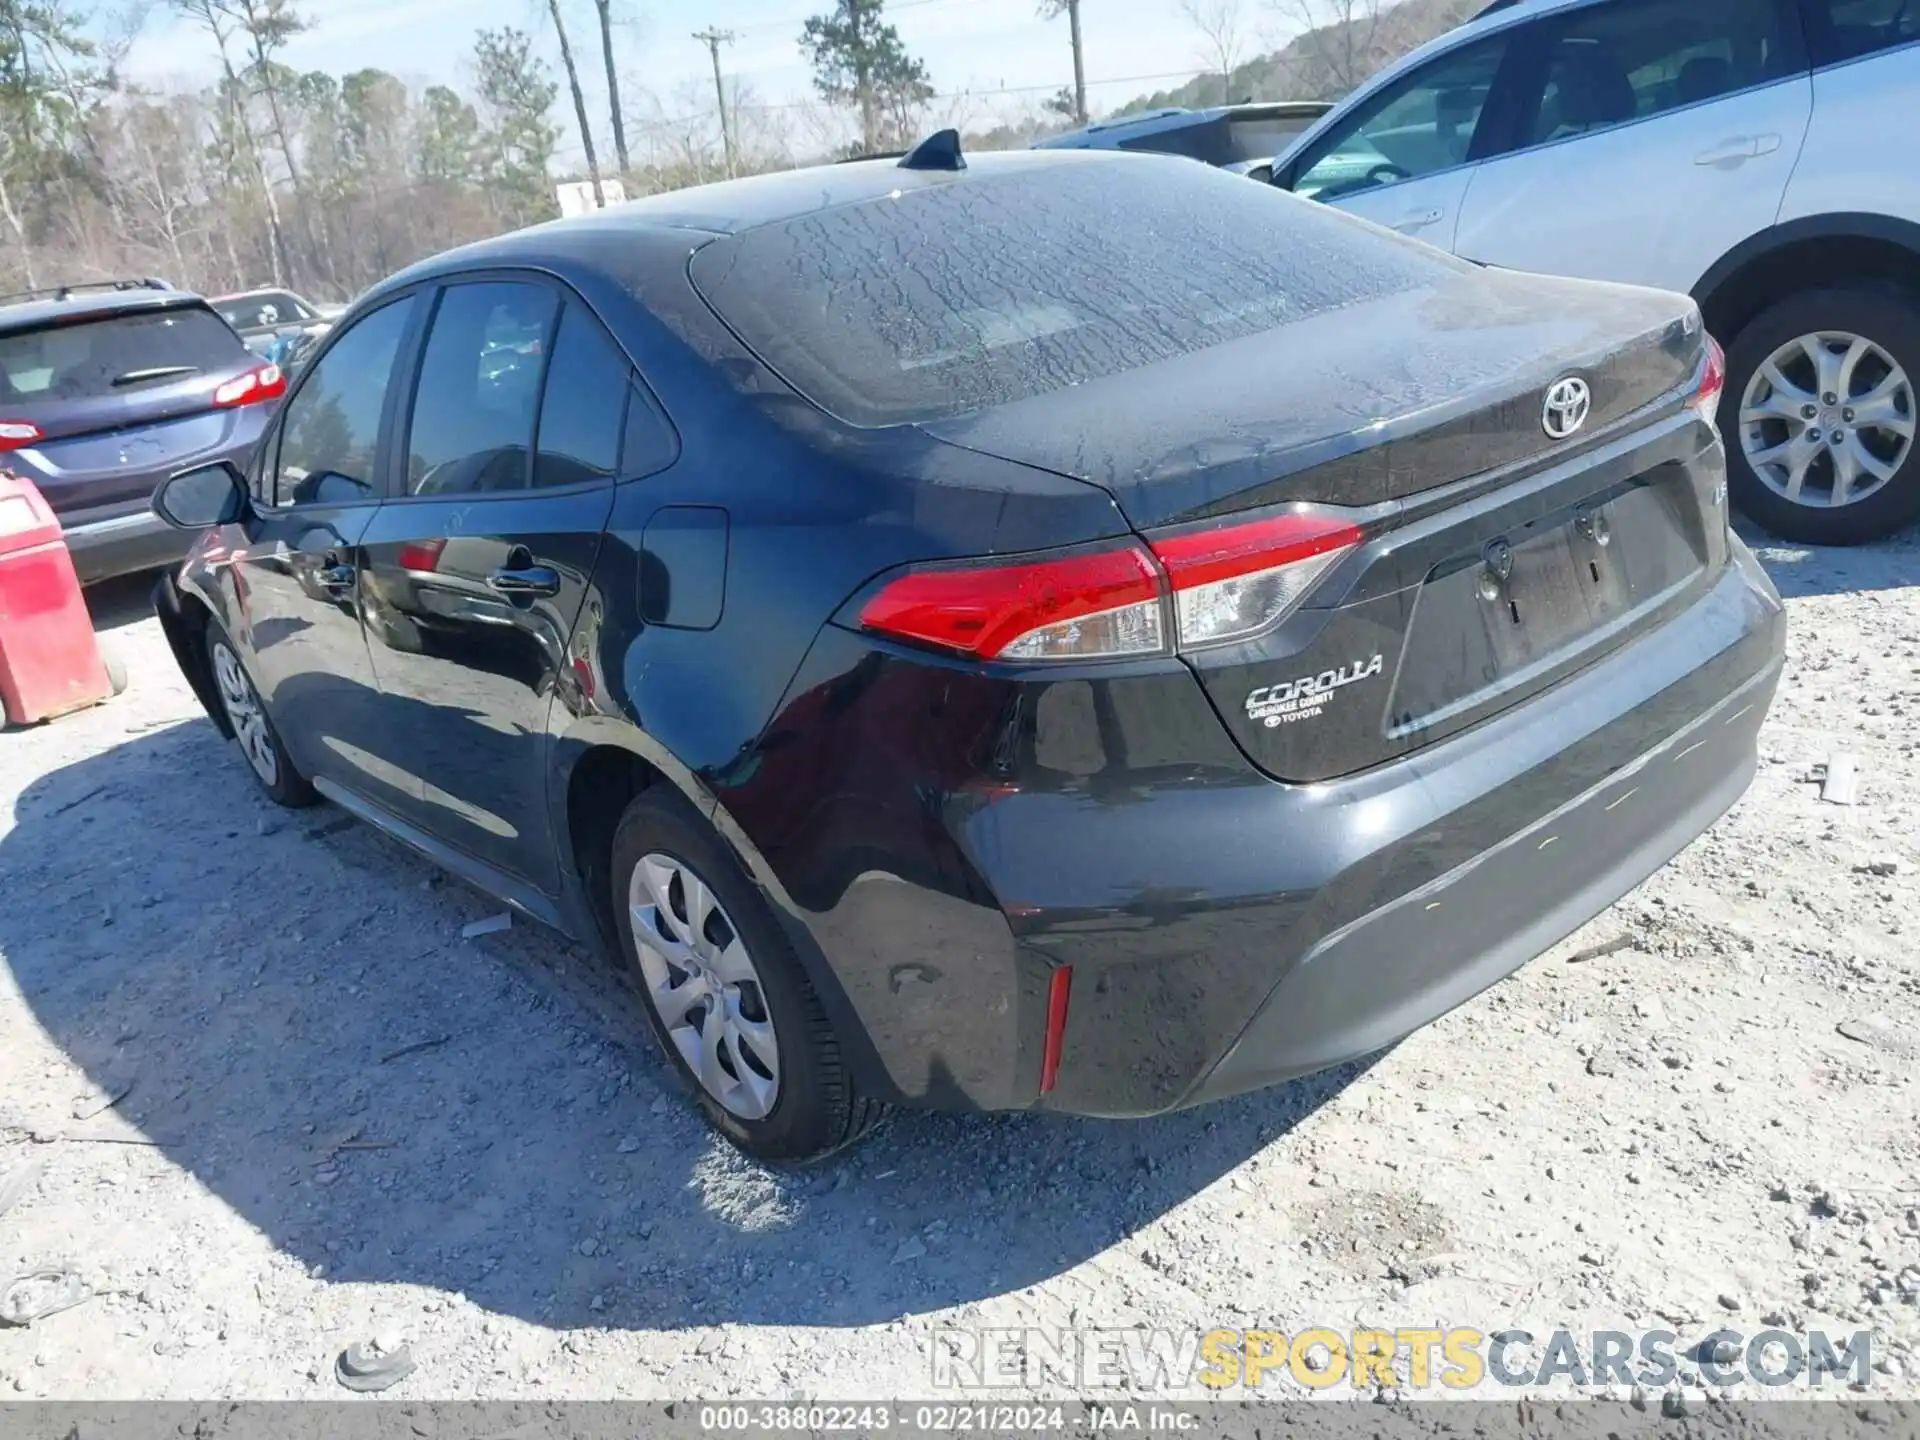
[273,296,415,507]
[1526,0,1795,145]
[1807,0,1920,63]
[690,160,1454,427]
[404,281,558,497]
[0,307,248,403]
[534,303,627,488]
[1292,35,1513,200]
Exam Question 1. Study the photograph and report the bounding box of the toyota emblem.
[1542,376,1592,439]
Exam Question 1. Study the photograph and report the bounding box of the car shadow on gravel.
[0,717,1368,1336]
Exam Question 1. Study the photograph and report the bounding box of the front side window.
[404,281,557,497]
[1525,0,1793,146]
[1807,0,1920,64]
[272,296,416,507]
[1292,35,1512,201]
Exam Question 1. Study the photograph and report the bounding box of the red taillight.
[1039,965,1073,1095]
[1148,509,1362,650]
[213,363,287,409]
[859,508,1363,662]
[858,542,1163,661]
[398,537,447,573]
[1689,335,1726,421]
[0,420,44,451]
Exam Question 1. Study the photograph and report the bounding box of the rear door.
[0,302,267,523]
[1283,28,1525,247]
[356,275,620,892]
[1451,0,1811,293]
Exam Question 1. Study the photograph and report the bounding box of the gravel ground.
[0,526,1916,1404]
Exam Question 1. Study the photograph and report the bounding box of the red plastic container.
[0,470,114,726]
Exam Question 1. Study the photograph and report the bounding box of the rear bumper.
[1014,541,1784,1116]
[60,506,191,585]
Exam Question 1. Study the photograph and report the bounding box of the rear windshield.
[216,291,315,330]
[0,306,249,403]
[689,158,1451,427]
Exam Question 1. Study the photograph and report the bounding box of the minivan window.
[0,306,249,402]
[1525,0,1794,147]
[689,160,1453,428]
[1291,34,1512,201]
[1808,0,1920,63]
[404,281,557,497]
[272,296,415,507]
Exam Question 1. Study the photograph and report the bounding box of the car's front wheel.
[611,788,882,1161]
[1721,286,1920,545]
[206,627,316,808]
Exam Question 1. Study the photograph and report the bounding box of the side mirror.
[152,461,249,530]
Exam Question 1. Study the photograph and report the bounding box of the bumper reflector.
[1040,965,1073,1094]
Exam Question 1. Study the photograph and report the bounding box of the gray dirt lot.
[0,527,1916,1403]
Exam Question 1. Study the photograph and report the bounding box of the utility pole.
[693,27,737,178]
[1064,0,1087,125]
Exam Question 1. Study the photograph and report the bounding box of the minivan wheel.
[611,788,882,1161]
[206,626,317,808]
[1721,286,1920,545]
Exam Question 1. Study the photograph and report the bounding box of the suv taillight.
[858,508,1362,663]
[213,363,287,409]
[0,420,44,452]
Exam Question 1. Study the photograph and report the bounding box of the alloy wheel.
[628,852,782,1120]
[1739,330,1915,509]
[211,641,279,787]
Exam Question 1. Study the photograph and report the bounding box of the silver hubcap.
[212,642,278,786]
[1740,330,1914,509]
[629,853,780,1120]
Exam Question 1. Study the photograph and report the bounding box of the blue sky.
[124,0,1258,161]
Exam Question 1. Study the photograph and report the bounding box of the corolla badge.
[1542,376,1592,439]
[1245,653,1384,729]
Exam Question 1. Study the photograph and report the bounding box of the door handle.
[1693,137,1760,166]
[487,565,560,598]
[1751,132,1783,157]
[1393,207,1445,233]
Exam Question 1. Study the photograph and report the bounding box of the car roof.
[0,289,209,335]
[364,147,1150,303]
[212,288,303,302]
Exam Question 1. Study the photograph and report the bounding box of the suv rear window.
[0,306,249,403]
[688,158,1453,427]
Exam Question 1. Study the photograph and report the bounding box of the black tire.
[1720,285,1920,546]
[610,787,882,1162]
[203,623,318,808]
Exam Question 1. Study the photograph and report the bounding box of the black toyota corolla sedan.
[150,140,1784,1160]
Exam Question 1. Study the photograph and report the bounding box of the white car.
[1270,0,1920,544]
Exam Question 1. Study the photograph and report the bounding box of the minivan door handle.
[487,565,560,598]
[1393,207,1445,233]
[1694,136,1761,166]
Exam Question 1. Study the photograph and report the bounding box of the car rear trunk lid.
[925,271,1725,783]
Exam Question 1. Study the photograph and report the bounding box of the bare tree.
[172,0,291,284]
[1267,0,1388,98]
[1039,0,1087,125]
[593,0,629,174]
[1179,0,1246,106]
[544,0,605,206]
